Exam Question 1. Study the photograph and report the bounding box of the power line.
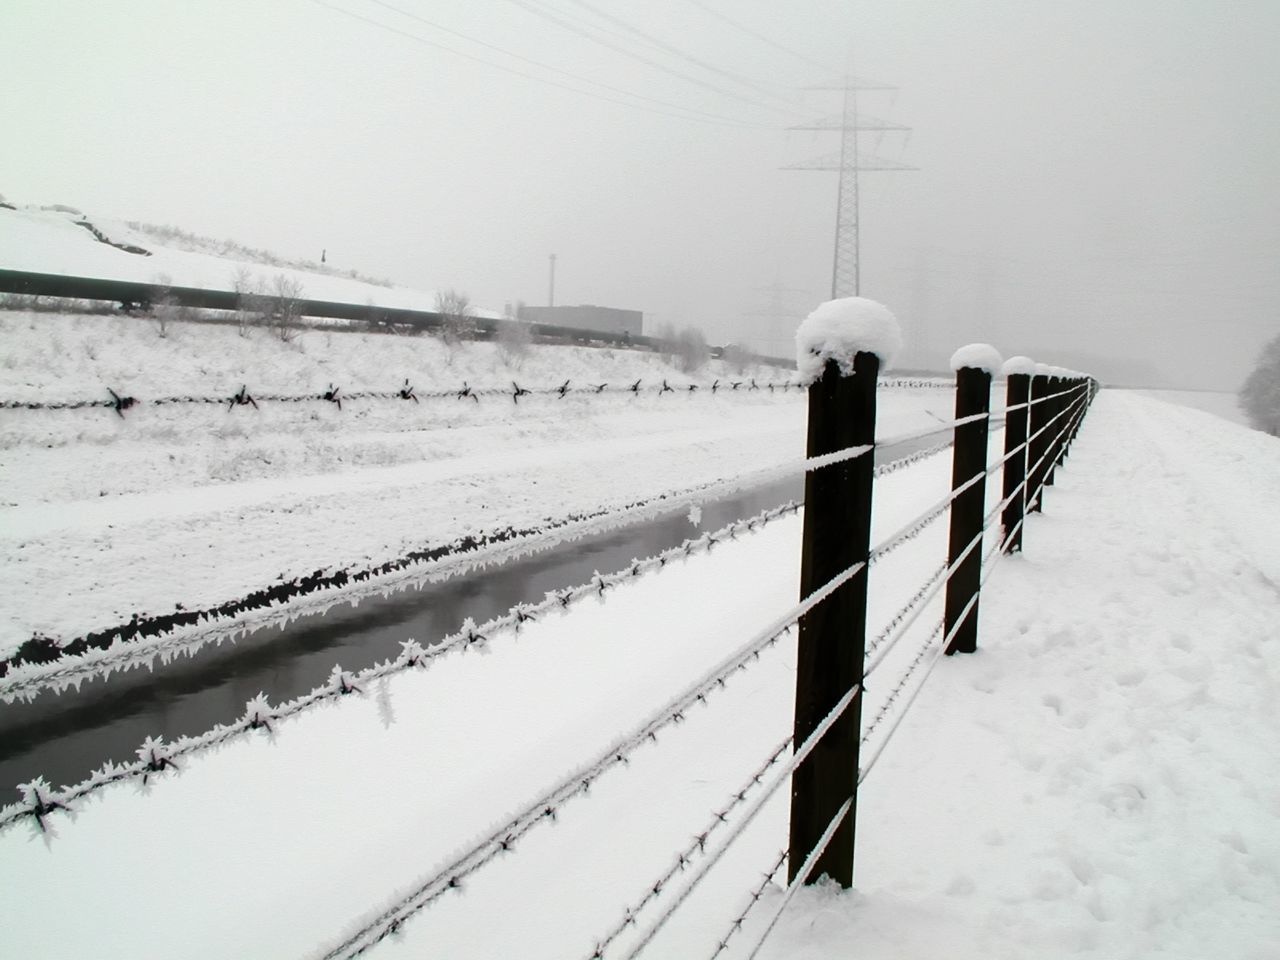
[501,0,799,117]
[306,0,771,128]
[557,0,796,106]
[682,0,836,74]
[360,0,773,126]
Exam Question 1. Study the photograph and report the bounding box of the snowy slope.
[0,390,1275,959]
[0,204,501,316]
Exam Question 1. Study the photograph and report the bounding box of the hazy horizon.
[3,0,1277,389]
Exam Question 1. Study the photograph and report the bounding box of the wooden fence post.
[944,359,994,655]
[1044,374,1063,488]
[1027,370,1050,514]
[788,352,877,889]
[1000,357,1033,554]
[1060,377,1079,462]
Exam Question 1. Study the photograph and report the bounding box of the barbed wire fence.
[3,356,1096,959]
[0,373,955,418]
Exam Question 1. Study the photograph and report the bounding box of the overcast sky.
[3,0,1277,387]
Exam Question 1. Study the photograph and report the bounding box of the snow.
[2,388,1277,958]
[0,205,503,317]
[1137,389,1250,428]
[755,391,1280,959]
[949,342,1003,375]
[0,310,958,682]
[795,297,903,383]
[1001,355,1037,377]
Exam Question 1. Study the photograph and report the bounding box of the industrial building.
[517,304,643,338]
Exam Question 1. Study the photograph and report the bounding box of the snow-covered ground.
[0,204,500,315]
[1136,389,1249,429]
[1,387,1275,959]
[0,311,953,680]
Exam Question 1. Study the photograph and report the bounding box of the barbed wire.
[862,560,948,673]
[585,736,792,960]
[618,379,1096,958]
[988,390,1086,480]
[872,438,952,478]
[0,377,812,415]
[738,797,853,960]
[1,501,804,831]
[705,849,788,960]
[860,617,946,755]
[866,469,984,567]
[876,411,989,453]
[878,377,954,390]
[309,551,873,960]
[860,505,1027,787]
[616,682,862,960]
[1002,379,1089,415]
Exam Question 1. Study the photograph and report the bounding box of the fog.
[3,0,1276,388]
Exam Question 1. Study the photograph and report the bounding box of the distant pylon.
[785,75,915,298]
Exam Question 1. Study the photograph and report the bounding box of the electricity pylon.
[785,76,915,298]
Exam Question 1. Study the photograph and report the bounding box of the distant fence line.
[0,376,954,417]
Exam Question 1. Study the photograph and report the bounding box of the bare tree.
[231,267,267,337]
[269,273,305,342]
[435,289,475,358]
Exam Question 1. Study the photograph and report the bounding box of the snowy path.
[762,390,1280,959]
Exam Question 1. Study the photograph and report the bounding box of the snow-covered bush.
[151,273,191,338]
[1239,332,1280,436]
[496,318,533,368]
[652,323,710,373]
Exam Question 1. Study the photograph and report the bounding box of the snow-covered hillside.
[0,204,500,316]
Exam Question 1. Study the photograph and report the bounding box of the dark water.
[0,439,942,794]
[0,479,802,791]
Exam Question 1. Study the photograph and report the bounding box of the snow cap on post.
[949,342,1003,375]
[1034,362,1053,377]
[795,296,902,384]
[1001,355,1036,377]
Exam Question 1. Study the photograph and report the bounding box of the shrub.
[1239,332,1280,436]
[496,318,533,368]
